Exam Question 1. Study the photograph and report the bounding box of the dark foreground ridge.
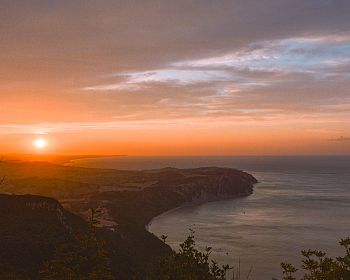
[0,162,257,279]
[0,194,86,279]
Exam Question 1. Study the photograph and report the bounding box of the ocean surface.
[69,156,350,280]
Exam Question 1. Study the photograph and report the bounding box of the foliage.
[40,209,115,280]
[281,237,350,280]
[155,230,231,280]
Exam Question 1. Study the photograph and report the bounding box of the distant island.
[0,160,257,279]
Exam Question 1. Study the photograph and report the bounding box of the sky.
[1,0,350,155]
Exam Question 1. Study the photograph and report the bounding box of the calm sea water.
[69,156,350,280]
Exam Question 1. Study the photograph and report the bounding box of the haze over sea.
[69,156,350,279]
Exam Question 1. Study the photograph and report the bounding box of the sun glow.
[34,138,47,149]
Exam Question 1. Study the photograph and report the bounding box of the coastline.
[145,190,256,233]
[0,161,258,278]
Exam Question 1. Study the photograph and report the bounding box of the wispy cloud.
[83,34,350,98]
[329,136,350,142]
[83,69,233,91]
[83,83,142,91]
[0,121,183,134]
[174,35,350,76]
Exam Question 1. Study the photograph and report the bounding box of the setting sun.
[1,2,350,280]
[34,138,47,149]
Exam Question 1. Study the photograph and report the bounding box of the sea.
[69,156,350,280]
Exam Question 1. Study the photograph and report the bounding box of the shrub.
[155,230,231,280]
[281,237,350,280]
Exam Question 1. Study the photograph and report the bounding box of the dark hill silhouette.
[0,194,86,279]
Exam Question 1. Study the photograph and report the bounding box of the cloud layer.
[1,0,350,153]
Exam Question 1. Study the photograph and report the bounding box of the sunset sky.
[1,0,350,155]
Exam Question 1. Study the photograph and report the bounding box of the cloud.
[83,69,233,91]
[0,121,185,135]
[1,0,350,144]
[83,83,143,92]
[82,34,350,123]
[173,35,350,77]
[329,136,350,142]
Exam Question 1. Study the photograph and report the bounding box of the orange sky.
[1,1,350,156]
[2,117,349,156]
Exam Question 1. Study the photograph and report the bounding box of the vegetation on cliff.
[155,230,231,280]
[0,192,349,279]
[281,237,350,280]
[41,209,114,280]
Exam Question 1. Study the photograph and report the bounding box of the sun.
[34,138,47,149]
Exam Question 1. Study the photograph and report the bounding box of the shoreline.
[0,161,258,278]
[145,191,255,233]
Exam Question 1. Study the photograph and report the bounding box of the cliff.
[0,194,169,279]
[0,194,86,279]
[0,162,257,279]
[91,167,257,227]
[165,167,256,204]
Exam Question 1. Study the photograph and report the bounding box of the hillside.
[0,194,86,279]
[0,161,257,279]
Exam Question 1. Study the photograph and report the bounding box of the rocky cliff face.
[169,168,256,205]
[0,194,169,280]
[0,194,87,279]
[0,194,85,233]
[93,167,258,227]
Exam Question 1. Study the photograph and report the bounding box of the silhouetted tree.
[281,237,350,280]
[155,230,231,280]
[40,209,115,280]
